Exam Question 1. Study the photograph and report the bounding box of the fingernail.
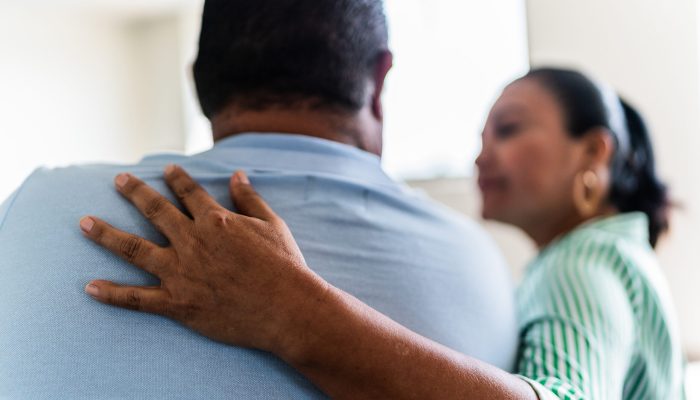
[85,283,100,297]
[235,171,250,184]
[115,173,129,189]
[80,217,95,233]
[164,164,176,177]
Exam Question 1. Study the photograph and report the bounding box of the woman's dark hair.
[522,67,670,247]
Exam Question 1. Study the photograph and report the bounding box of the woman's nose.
[475,140,491,169]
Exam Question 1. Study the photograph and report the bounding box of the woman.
[81,68,685,399]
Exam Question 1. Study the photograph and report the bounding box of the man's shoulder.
[5,163,143,201]
[9,153,194,195]
[0,159,184,234]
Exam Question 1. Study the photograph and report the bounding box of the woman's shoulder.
[522,213,661,318]
[527,212,675,328]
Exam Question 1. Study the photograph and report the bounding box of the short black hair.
[193,0,389,118]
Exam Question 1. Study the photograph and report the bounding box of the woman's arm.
[279,276,535,400]
[81,166,538,399]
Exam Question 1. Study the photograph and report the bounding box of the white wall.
[0,3,197,202]
[125,16,187,156]
[0,4,139,201]
[381,0,529,180]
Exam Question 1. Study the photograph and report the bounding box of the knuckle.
[122,178,142,195]
[122,289,141,310]
[207,210,230,227]
[143,197,168,219]
[90,221,105,240]
[271,216,287,228]
[241,187,259,200]
[167,166,182,178]
[120,236,145,263]
[174,180,198,200]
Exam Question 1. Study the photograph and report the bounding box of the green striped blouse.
[516,212,685,399]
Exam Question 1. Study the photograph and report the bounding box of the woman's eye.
[495,123,520,138]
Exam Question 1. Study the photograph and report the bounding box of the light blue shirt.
[0,134,518,399]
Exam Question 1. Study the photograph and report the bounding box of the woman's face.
[476,78,589,230]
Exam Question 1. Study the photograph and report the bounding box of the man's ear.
[371,51,393,121]
[581,127,616,169]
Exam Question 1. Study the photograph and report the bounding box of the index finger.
[164,165,223,219]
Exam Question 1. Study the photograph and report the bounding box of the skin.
[79,77,618,398]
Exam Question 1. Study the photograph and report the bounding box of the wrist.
[271,270,339,365]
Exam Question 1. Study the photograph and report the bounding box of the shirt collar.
[214,133,381,164]
[535,212,650,264]
[147,133,395,187]
[579,212,650,244]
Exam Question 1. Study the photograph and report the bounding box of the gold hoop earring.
[573,170,599,217]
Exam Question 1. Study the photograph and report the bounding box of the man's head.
[193,0,392,155]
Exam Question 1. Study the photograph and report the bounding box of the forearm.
[277,285,537,400]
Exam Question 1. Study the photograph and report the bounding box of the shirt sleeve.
[516,244,636,400]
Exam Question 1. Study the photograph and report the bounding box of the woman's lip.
[478,176,506,191]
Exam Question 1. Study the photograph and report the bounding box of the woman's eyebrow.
[491,105,529,121]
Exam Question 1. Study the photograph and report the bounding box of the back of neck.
[211,105,382,156]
